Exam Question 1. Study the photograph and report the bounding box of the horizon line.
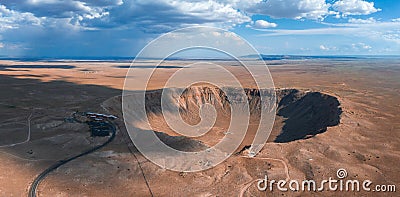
[1,54,400,61]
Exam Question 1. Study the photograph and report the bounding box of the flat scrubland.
[0,59,399,196]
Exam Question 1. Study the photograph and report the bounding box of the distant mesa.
[114,65,184,69]
[0,64,76,70]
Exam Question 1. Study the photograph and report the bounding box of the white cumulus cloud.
[0,0,386,32]
[243,0,332,20]
[320,45,329,50]
[332,0,381,16]
[352,42,372,50]
[0,4,41,31]
[319,44,337,51]
[252,20,277,29]
[348,17,376,24]
[10,0,252,31]
[392,18,400,22]
[320,45,328,50]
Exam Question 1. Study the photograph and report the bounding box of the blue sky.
[0,0,399,57]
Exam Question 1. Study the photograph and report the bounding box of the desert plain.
[0,57,399,196]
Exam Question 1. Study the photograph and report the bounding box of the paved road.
[28,120,116,197]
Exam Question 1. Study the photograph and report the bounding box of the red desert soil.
[0,59,399,196]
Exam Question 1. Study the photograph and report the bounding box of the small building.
[91,128,110,137]
[88,121,112,137]
[79,112,116,137]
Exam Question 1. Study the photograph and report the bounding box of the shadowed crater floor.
[275,89,342,143]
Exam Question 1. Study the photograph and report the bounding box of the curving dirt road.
[28,119,116,197]
[238,155,290,197]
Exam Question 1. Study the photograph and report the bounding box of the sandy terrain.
[0,58,399,196]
